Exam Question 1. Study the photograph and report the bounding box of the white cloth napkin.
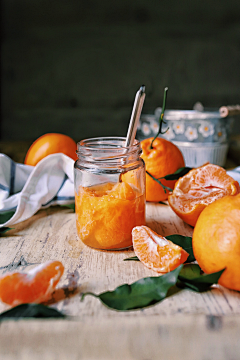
[0,152,240,229]
[0,153,75,228]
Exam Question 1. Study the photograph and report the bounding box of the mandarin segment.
[75,181,145,249]
[0,261,64,306]
[192,194,240,291]
[168,163,240,227]
[141,137,185,202]
[132,225,189,273]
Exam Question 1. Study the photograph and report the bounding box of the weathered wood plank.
[0,203,239,319]
[0,315,240,360]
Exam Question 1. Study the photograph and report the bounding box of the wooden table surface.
[0,202,240,360]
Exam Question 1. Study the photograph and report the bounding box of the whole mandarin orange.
[24,133,78,166]
[192,194,240,291]
[168,163,239,227]
[141,137,185,202]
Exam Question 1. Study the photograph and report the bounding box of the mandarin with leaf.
[140,87,185,202]
[141,137,185,202]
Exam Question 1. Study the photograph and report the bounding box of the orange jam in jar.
[74,137,146,250]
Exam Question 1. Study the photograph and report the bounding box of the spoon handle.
[125,86,146,147]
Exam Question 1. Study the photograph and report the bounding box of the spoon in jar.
[125,85,146,147]
[119,85,146,182]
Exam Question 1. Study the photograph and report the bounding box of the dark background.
[1,0,240,142]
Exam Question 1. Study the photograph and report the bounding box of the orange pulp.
[75,181,145,249]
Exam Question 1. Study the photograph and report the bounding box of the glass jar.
[74,137,146,250]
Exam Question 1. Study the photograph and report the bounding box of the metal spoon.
[119,86,145,182]
[125,85,146,147]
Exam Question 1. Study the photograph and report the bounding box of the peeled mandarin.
[168,163,240,227]
[132,225,189,273]
[0,261,64,306]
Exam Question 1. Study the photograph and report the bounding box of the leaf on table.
[123,256,139,261]
[166,234,195,262]
[0,227,13,236]
[60,203,75,212]
[0,211,15,235]
[160,167,192,181]
[179,263,202,278]
[158,201,168,205]
[81,265,183,311]
[0,303,66,320]
[0,211,15,225]
[178,264,225,292]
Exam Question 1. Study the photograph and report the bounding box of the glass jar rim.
[77,136,140,151]
[76,137,142,166]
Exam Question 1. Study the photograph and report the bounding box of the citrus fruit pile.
[0,261,64,306]
[168,163,239,227]
[132,146,240,291]
[141,137,185,202]
[24,133,77,166]
[132,126,240,292]
[75,181,145,250]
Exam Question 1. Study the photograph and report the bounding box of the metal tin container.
[137,109,235,167]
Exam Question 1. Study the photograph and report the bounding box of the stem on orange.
[146,170,173,193]
[150,87,169,149]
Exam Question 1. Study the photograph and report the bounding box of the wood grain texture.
[0,203,240,358]
[0,315,240,360]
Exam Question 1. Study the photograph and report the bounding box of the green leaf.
[166,234,195,262]
[179,263,201,278]
[123,256,139,261]
[146,167,192,194]
[0,303,66,320]
[60,203,75,212]
[178,264,225,292]
[0,211,15,225]
[160,167,192,181]
[158,201,168,205]
[0,227,13,236]
[81,265,183,311]
[146,170,173,193]
[0,211,15,235]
